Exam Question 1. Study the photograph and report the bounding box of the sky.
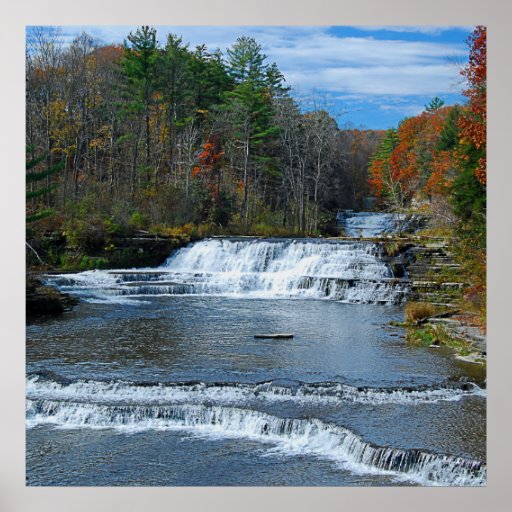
[31,25,474,130]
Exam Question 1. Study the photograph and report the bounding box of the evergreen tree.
[226,37,267,84]
[121,26,159,171]
[26,149,64,223]
[425,97,445,112]
[221,37,281,224]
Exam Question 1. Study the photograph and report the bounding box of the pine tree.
[26,148,64,223]
[121,26,159,174]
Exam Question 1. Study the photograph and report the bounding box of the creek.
[26,215,486,486]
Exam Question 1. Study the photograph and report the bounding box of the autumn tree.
[451,26,486,240]
[459,26,486,186]
[25,25,388,246]
[369,128,414,233]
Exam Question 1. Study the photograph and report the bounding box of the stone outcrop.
[26,275,78,317]
[402,239,464,309]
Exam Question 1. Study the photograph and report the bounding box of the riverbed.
[26,237,486,486]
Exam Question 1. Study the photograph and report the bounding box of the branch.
[26,241,45,265]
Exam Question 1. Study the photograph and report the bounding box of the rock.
[26,276,79,317]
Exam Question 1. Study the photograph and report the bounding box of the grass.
[405,301,437,323]
[406,323,473,353]
[416,226,454,239]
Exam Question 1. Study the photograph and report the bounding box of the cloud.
[28,25,469,128]
[379,103,426,117]
[149,26,467,97]
[351,25,473,35]
[285,64,461,96]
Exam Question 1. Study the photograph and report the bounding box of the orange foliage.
[93,45,124,65]
[369,106,460,203]
[459,26,486,185]
[193,137,224,199]
[425,150,454,195]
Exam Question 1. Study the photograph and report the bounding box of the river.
[26,224,486,486]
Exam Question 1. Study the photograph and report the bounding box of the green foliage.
[26,209,55,224]
[437,106,461,151]
[211,190,237,227]
[128,211,147,230]
[406,323,474,355]
[78,255,109,270]
[26,148,64,225]
[26,160,64,184]
[425,97,445,112]
[226,36,268,84]
[407,327,436,346]
[450,149,486,236]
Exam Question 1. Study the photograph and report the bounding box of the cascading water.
[26,373,486,486]
[28,213,485,487]
[46,238,409,304]
[26,373,486,407]
[343,212,404,238]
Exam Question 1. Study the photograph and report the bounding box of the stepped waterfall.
[47,238,409,304]
[28,213,485,487]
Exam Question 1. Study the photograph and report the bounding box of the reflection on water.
[27,296,486,486]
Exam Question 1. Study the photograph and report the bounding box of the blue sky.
[34,25,474,130]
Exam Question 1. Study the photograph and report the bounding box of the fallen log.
[254,333,294,339]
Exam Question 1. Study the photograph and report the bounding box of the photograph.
[25,23,487,487]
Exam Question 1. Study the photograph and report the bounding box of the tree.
[26,149,64,223]
[121,26,159,176]
[221,37,280,225]
[368,129,410,233]
[450,26,486,238]
[459,26,486,186]
[303,110,338,231]
[226,37,267,84]
[425,97,445,112]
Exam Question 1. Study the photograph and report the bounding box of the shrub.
[129,211,147,230]
[148,223,197,239]
[64,217,107,252]
[405,301,436,323]
[78,255,109,271]
[407,327,436,346]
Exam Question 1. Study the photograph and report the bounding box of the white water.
[47,239,409,304]
[343,212,405,238]
[26,397,486,486]
[26,374,486,407]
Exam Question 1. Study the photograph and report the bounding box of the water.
[47,238,409,304]
[343,212,403,237]
[26,232,486,486]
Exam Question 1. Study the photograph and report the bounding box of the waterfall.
[26,390,486,486]
[343,212,404,238]
[26,373,486,407]
[46,238,409,304]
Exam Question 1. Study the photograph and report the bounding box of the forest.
[26,26,381,240]
[368,26,486,323]
[26,25,486,321]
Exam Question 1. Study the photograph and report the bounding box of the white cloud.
[352,25,473,35]
[38,25,468,112]
[379,103,426,117]
[285,64,461,96]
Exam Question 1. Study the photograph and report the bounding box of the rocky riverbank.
[392,237,486,366]
[26,275,79,318]
[26,233,195,318]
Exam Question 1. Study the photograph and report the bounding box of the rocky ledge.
[26,275,78,318]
